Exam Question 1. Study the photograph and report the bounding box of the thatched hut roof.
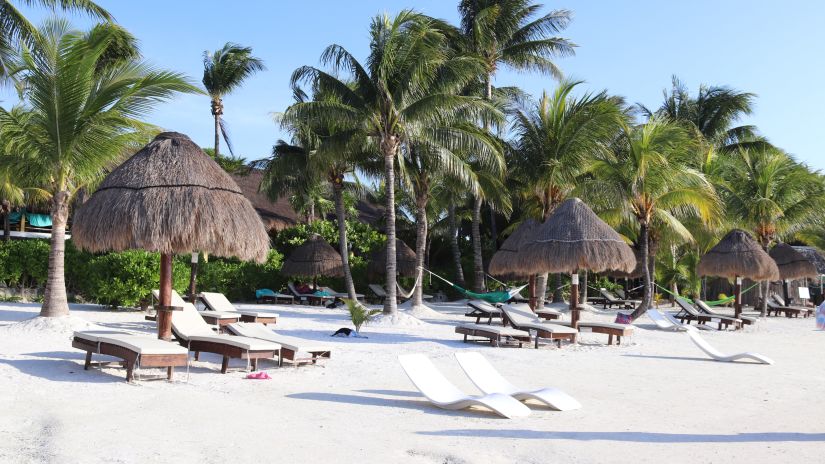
[232,171,299,231]
[521,198,636,275]
[73,132,269,262]
[697,229,779,280]
[488,219,539,279]
[770,243,818,280]
[606,246,644,278]
[792,246,825,275]
[280,235,343,277]
[368,238,417,278]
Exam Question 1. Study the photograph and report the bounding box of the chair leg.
[608,334,614,345]
[84,351,92,370]
[221,356,229,374]
[251,359,258,371]
[167,366,174,380]
[194,351,200,361]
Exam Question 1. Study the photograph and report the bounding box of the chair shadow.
[356,389,421,398]
[622,354,718,363]
[0,356,123,383]
[415,429,825,443]
[286,391,502,418]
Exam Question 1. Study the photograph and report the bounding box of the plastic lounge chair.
[397,354,530,418]
[682,326,773,364]
[171,304,281,373]
[599,288,634,309]
[200,292,279,325]
[675,298,741,330]
[465,300,502,324]
[454,352,581,411]
[455,323,531,347]
[499,304,578,349]
[72,331,189,382]
[227,322,331,365]
[647,309,687,331]
[695,299,756,325]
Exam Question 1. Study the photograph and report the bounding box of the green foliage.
[273,220,384,256]
[343,298,380,333]
[194,250,284,301]
[0,239,50,287]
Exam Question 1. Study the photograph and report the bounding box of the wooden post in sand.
[157,253,173,341]
[734,275,742,320]
[570,272,580,329]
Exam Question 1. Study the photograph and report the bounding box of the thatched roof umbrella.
[522,198,636,328]
[697,229,779,318]
[770,242,818,304]
[368,238,417,278]
[281,235,344,288]
[489,219,539,306]
[73,132,269,340]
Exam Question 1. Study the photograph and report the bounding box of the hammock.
[422,268,527,304]
[396,272,424,299]
[654,282,759,306]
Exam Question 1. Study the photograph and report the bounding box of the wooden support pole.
[734,275,742,320]
[157,253,173,341]
[570,272,580,329]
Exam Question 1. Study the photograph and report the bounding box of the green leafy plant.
[343,298,380,334]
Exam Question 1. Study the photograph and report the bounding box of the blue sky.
[8,0,824,171]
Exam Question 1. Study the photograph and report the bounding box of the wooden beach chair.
[454,323,531,347]
[674,298,742,330]
[171,304,281,373]
[319,286,365,302]
[227,322,331,365]
[288,282,335,306]
[454,352,581,411]
[508,302,562,321]
[771,295,813,318]
[153,289,240,330]
[72,331,189,382]
[255,288,294,305]
[695,299,757,325]
[499,304,578,348]
[368,284,389,304]
[599,288,634,309]
[464,300,502,324]
[200,292,279,325]
[397,354,531,418]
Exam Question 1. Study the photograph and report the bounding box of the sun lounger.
[599,288,634,309]
[465,300,502,324]
[508,302,562,321]
[554,320,633,345]
[683,326,773,364]
[255,288,294,304]
[770,295,812,318]
[455,323,531,347]
[397,354,531,418]
[152,289,240,329]
[368,284,390,304]
[454,352,581,411]
[674,298,742,330]
[200,292,279,325]
[288,283,335,306]
[227,322,331,365]
[172,304,280,372]
[72,330,189,382]
[647,309,688,331]
[499,304,578,348]
[695,299,756,325]
[319,286,365,301]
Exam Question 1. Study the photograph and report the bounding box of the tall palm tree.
[588,117,719,319]
[202,43,265,158]
[0,163,24,241]
[285,11,500,315]
[0,19,198,317]
[458,0,575,290]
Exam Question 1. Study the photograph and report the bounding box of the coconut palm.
[285,11,500,315]
[202,43,265,158]
[0,163,24,241]
[588,117,719,319]
[0,19,198,317]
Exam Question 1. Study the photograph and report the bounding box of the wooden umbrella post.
[734,275,742,319]
[157,253,174,341]
[570,272,580,329]
[528,275,537,311]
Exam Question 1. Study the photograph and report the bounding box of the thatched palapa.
[697,229,779,281]
[73,132,270,262]
[368,238,417,277]
[488,219,539,279]
[281,235,344,278]
[792,246,825,275]
[769,243,818,280]
[521,198,636,275]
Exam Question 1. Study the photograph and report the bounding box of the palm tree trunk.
[535,273,548,307]
[581,271,588,303]
[448,203,465,286]
[381,137,398,315]
[413,186,428,308]
[1,199,9,242]
[40,191,70,317]
[213,112,221,159]
[332,182,357,301]
[552,273,564,302]
[471,195,484,292]
[630,222,651,320]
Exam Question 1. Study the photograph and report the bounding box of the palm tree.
[458,0,575,290]
[202,43,265,159]
[0,163,24,241]
[0,19,198,317]
[510,80,625,305]
[588,117,719,320]
[285,11,500,315]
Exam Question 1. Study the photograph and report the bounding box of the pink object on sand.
[246,371,271,380]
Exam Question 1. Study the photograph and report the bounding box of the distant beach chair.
[255,288,294,305]
[319,286,365,301]
[499,304,578,349]
[646,309,688,331]
[397,354,530,418]
[72,330,189,382]
[368,284,389,304]
[682,325,773,364]
[465,300,502,324]
[454,352,581,411]
[674,298,742,330]
[200,291,279,325]
[454,323,531,347]
[770,295,813,318]
[227,322,331,365]
[172,303,281,373]
[695,299,756,325]
[288,282,335,306]
[599,288,634,309]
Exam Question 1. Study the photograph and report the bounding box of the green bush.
[194,249,284,301]
[273,219,384,256]
[0,240,50,287]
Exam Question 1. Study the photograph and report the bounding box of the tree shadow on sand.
[416,429,825,443]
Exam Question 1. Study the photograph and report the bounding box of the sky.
[7,0,825,171]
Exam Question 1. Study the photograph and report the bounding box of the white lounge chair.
[508,302,562,321]
[200,292,279,325]
[153,289,240,328]
[227,322,331,365]
[465,300,502,324]
[72,330,189,382]
[500,304,578,348]
[683,326,773,364]
[454,352,581,411]
[397,354,530,418]
[647,309,687,331]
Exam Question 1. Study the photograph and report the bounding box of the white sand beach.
[0,301,823,464]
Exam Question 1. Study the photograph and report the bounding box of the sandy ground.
[0,299,823,464]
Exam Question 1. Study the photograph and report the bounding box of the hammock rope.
[654,282,759,305]
[421,267,526,304]
[396,272,424,299]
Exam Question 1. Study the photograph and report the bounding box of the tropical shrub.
[194,249,284,301]
[0,240,50,287]
[344,298,380,333]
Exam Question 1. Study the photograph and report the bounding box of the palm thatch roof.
[232,171,299,231]
[488,219,539,279]
[606,246,644,278]
[792,246,825,275]
[770,243,818,279]
[521,198,636,275]
[697,229,779,280]
[73,132,269,262]
[280,235,343,277]
[368,238,417,277]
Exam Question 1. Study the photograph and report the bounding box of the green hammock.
[421,267,526,304]
[655,282,759,306]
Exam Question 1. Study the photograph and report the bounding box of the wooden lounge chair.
[288,282,335,306]
[454,352,581,411]
[599,288,634,309]
[771,295,813,318]
[695,299,756,325]
[200,292,279,325]
[465,300,502,324]
[172,304,280,373]
[397,354,531,418]
[454,323,531,347]
[508,302,562,321]
[72,331,189,382]
[368,284,390,304]
[319,286,365,301]
[674,298,742,330]
[152,289,240,330]
[499,304,578,348]
[554,319,633,345]
[255,288,294,304]
[227,322,331,365]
